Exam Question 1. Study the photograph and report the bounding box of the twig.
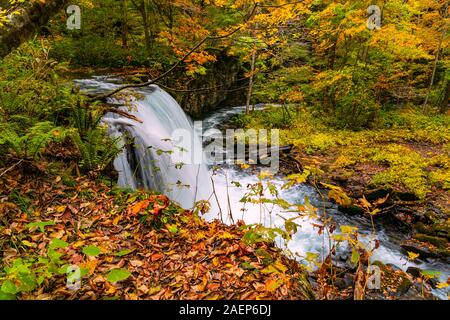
[0,159,24,178]
[104,108,143,123]
[210,174,224,222]
[89,3,260,101]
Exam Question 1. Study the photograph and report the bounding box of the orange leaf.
[151,253,164,262]
[131,200,149,215]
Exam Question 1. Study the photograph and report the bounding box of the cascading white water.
[76,76,448,299]
[76,78,212,209]
[108,85,212,209]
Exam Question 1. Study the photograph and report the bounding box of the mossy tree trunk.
[0,0,68,59]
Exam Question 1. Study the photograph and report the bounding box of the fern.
[0,122,65,160]
[71,104,103,138]
[71,127,119,173]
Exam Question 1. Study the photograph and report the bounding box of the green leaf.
[1,280,18,295]
[17,274,36,292]
[49,238,68,249]
[47,248,63,262]
[82,245,101,257]
[0,291,16,300]
[420,270,442,278]
[351,248,360,266]
[26,221,56,232]
[106,268,131,283]
[167,225,178,234]
[113,249,132,257]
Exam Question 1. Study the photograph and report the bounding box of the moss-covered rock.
[367,261,433,300]
[413,234,448,250]
[414,222,436,236]
[401,238,449,260]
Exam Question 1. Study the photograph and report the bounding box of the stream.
[75,76,449,299]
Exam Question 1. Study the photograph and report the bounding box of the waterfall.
[75,77,449,299]
[102,84,212,209]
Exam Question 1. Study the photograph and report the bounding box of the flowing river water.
[76,76,449,299]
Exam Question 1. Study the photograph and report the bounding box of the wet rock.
[406,266,422,278]
[331,175,348,185]
[413,234,448,252]
[338,204,364,216]
[394,192,420,201]
[370,261,435,300]
[397,277,413,295]
[406,267,441,289]
[337,252,349,262]
[414,222,436,236]
[335,273,354,290]
[400,283,433,300]
[433,222,450,241]
[365,188,390,201]
[400,239,442,259]
[170,55,244,117]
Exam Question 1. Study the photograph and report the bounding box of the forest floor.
[0,133,438,300]
[0,163,316,300]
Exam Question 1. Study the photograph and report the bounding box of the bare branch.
[89,3,260,101]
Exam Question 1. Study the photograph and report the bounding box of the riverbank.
[0,166,315,300]
[230,105,450,268]
[0,163,437,300]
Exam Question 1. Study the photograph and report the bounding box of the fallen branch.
[0,159,24,178]
[104,108,143,123]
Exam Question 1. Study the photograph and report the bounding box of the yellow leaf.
[273,261,288,273]
[22,240,36,248]
[218,231,234,239]
[265,278,282,292]
[80,259,98,275]
[328,189,352,206]
[259,171,273,179]
[73,241,85,249]
[112,215,121,226]
[148,286,161,295]
[360,196,371,209]
[240,163,250,170]
[436,282,449,289]
[340,225,358,234]
[407,251,420,261]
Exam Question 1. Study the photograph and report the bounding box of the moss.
[242,108,449,200]
[397,277,413,295]
[413,234,448,250]
[414,222,436,236]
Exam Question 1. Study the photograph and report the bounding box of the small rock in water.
[406,266,422,278]
[335,273,354,290]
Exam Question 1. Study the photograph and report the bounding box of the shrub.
[71,126,119,175]
[0,122,66,160]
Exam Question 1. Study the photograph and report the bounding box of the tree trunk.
[142,1,151,51]
[245,48,256,114]
[122,0,129,49]
[423,1,448,109]
[439,81,450,114]
[0,0,68,59]
[131,0,152,51]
